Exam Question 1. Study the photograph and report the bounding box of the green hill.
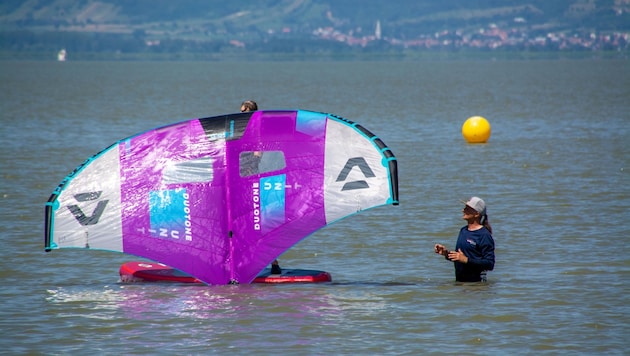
[1,0,628,59]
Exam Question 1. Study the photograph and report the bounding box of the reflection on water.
[43,282,349,351]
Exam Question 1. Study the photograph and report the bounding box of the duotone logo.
[336,157,375,191]
[67,191,109,225]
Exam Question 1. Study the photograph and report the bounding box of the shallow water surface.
[1,59,629,355]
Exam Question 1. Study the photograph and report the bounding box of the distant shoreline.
[0,50,627,62]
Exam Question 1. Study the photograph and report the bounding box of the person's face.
[240,105,247,112]
[462,205,479,219]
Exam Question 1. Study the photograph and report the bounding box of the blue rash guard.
[452,226,495,282]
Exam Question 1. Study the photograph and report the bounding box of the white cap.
[462,196,486,215]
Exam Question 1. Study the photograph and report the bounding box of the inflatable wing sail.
[45,110,399,285]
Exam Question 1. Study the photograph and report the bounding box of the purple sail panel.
[226,111,329,284]
[119,119,231,285]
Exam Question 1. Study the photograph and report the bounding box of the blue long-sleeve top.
[452,226,495,282]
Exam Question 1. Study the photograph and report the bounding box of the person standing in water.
[240,100,258,112]
[239,100,282,275]
[434,197,495,282]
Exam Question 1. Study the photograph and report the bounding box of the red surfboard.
[119,261,332,284]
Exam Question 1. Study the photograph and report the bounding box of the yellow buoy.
[462,116,491,143]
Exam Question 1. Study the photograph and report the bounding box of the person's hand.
[434,244,448,256]
[447,248,469,263]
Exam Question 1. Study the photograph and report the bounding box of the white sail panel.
[50,147,123,251]
[323,119,391,223]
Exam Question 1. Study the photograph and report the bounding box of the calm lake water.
[1,59,629,355]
